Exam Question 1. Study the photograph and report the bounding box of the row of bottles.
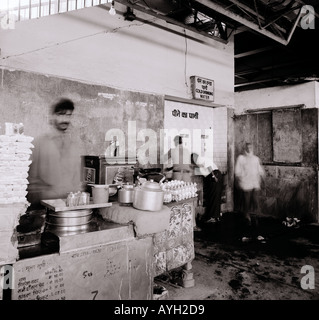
[160,180,198,203]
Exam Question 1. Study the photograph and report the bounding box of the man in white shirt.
[164,135,192,182]
[192,153,223,224]
[235,142,265,242]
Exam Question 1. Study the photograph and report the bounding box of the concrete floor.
[154,213,319,300]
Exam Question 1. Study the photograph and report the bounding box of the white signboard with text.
[190,76,214,102]
[164,100,214,159]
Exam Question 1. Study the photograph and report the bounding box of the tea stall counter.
[5,213,154,300]
[99,197,197,278]
[2,197,197,300]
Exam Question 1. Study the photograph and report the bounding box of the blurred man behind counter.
[27,98,84,209]
[164,135,192,182]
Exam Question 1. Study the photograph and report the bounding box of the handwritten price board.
[12,237,153,300]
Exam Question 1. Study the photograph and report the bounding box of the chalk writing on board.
[91,290,99,300]
[83,270,93,279]
[104,259,123,277]
[12,236,152,300]
[17,264,65,300]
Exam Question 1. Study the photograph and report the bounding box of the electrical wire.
[183,28,189,92]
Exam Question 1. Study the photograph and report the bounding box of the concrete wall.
[0,5,235,210]
[260,165,317,223]
[235,81,319,115]
[0,5,234,106]
[0,68,165,160]
[0,5,234,148]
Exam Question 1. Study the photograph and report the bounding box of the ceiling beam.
[285,7,302,43]
[262,4,302,29]
[195,0,297,45]
[229,0,287,34]
[234,25,250,34]
[235,46,275,58]
[235,74,248,79]
[113,0,227,43]
[235,78,282,87]
[235,63,314,88]
[236,59,306,77]
[253,0,262,29]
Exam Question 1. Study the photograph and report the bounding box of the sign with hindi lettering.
[190,76,214,102]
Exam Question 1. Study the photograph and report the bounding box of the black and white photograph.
[0,0,318,309]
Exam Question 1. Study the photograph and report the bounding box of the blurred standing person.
[234,142,266,243]
[163,135,197,229]
[192,153,223,224]
[27,98,84,209]
[164,135,192,183]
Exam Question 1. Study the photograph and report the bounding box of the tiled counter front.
[153,199,196,277]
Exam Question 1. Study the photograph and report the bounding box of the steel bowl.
[46,209,92,226]
[48,209,92,218]
[47,214,92,226]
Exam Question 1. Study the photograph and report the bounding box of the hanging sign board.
[190,76,214,102]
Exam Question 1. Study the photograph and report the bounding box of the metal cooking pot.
[46,209,92,226]
[138,168,166,183]
[45,223,90,237]
[88,184,109,204]
[118,184,134,204]
[47,214,92,226]
[133,179,164,211]
[48,209,92,218]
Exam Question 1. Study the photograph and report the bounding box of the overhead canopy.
[1,0,318,91]
[116,0,319,91]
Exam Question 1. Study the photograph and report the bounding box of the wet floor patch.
[173,214,319,300]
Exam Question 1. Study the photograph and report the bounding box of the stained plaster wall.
[0,5,234,146]
[234,83,319,222]
[0,68,164,161]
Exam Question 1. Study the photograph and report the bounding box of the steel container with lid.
[45,209,93,236]
[118,183,134,204]
[133,179,164,211]
[46,209,93,226]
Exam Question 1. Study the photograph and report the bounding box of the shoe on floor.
[205,218,218,223]
[241,236,252,242]
[257,235,267,243]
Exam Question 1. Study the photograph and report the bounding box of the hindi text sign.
[190,76,214,102]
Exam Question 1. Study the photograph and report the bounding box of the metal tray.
[41,199,112,212]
